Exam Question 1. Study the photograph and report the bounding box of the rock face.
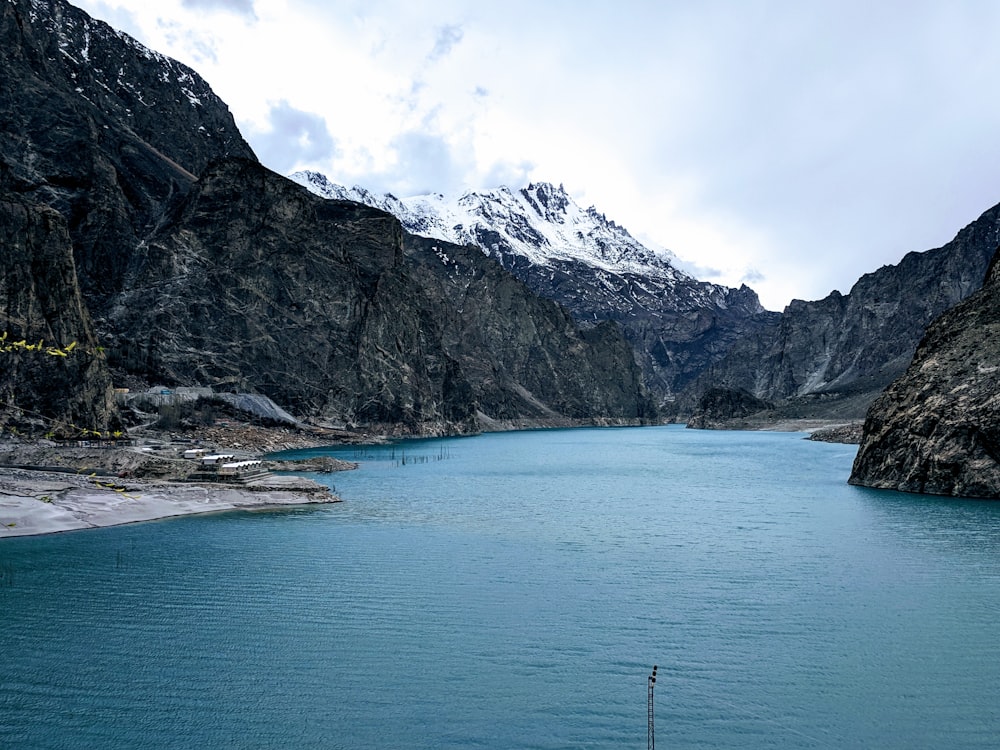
[0,0,255,307]
[292,172,778,406]
[686,387,774,430]
[1,0,653,435]
[0,197,117,432]
[109,160,650,434]
[849,249,1000,498]
[684,202,1000,418]
[402,233,654,425]
[104,158,652,432]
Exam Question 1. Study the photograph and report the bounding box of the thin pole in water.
[648,664,658,750]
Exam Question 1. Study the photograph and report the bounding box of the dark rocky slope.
[403,233,654,425]
[295,174,778,407]
[0,196,117,432]
[453,184,777,405]
[105,159,652,433]
[684,202,1000,420]
[0,0,255,307]
[849,249,1000,498]
[506,253,777,408]
[685,387,774,430]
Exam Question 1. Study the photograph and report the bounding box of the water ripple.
[3,427,1000,748]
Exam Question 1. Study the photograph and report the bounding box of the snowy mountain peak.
[288,170,770,402]
[290,171,684,281]
[521,182,570,224]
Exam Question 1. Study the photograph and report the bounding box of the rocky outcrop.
[849,249,1000,498]
[683,202,1000,418]
[0,197,117,432]
[0,0,255,307]
[293,173,778,406]
[806,423,864,444]
[105,159,652,433]
[686,387,774,430]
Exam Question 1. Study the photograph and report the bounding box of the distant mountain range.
[293,172,1000,422]
[291,172,687,281]
[688,203,1000,418]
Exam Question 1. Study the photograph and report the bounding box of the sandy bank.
[0,468,339,538]
[683,417,864,443]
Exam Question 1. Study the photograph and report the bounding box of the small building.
[186,454,270,483]
[199,454,236,466]
[218,460,268,480]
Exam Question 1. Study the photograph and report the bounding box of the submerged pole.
[648,664,658,750]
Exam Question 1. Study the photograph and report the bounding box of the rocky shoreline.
[684,415,865,444]
[0,412,871,540]
[0,467,341,538]
[0,421,362,538]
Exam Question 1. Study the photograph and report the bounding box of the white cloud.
[249,101,339,174]
[180,0,257,19]
[427,24,463,62]
[72,0,1000,310]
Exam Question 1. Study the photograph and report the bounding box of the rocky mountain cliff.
[0,0,255,309]
[106,158,652,432]
[402,232,653,427]
[310,165,1000,426]
[0,195,117,433]
[683,202,1000,419]
[292,172,778,407]
[849,248,1000,497]
[1,0,652,434]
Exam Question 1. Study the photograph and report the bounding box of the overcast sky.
[74,0,1000,310]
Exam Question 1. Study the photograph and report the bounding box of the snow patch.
[289,171,689,282]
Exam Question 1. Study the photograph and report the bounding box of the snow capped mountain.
[27,0,215,112]
[290,170,686,282]
[290,170,776,407]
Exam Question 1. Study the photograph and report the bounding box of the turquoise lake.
[2,425,1000,748]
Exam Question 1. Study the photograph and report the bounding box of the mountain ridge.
[291,171,691,281]
[849,245,1000,497]
[291,170,777,406]
[683,201,1000,419]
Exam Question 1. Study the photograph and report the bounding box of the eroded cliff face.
[682,202,1000,418]
[1,0,652,435]
[104,159,469,431]
[849,250,1000,498]
[0,197,117,431]
[403,234,655,424]
[0,0,255,307]
[105,160,653,433]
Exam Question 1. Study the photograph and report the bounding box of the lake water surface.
[3,426,1000,748]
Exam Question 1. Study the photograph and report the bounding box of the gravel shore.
[0,424,355,538]
[0,466,339,538]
